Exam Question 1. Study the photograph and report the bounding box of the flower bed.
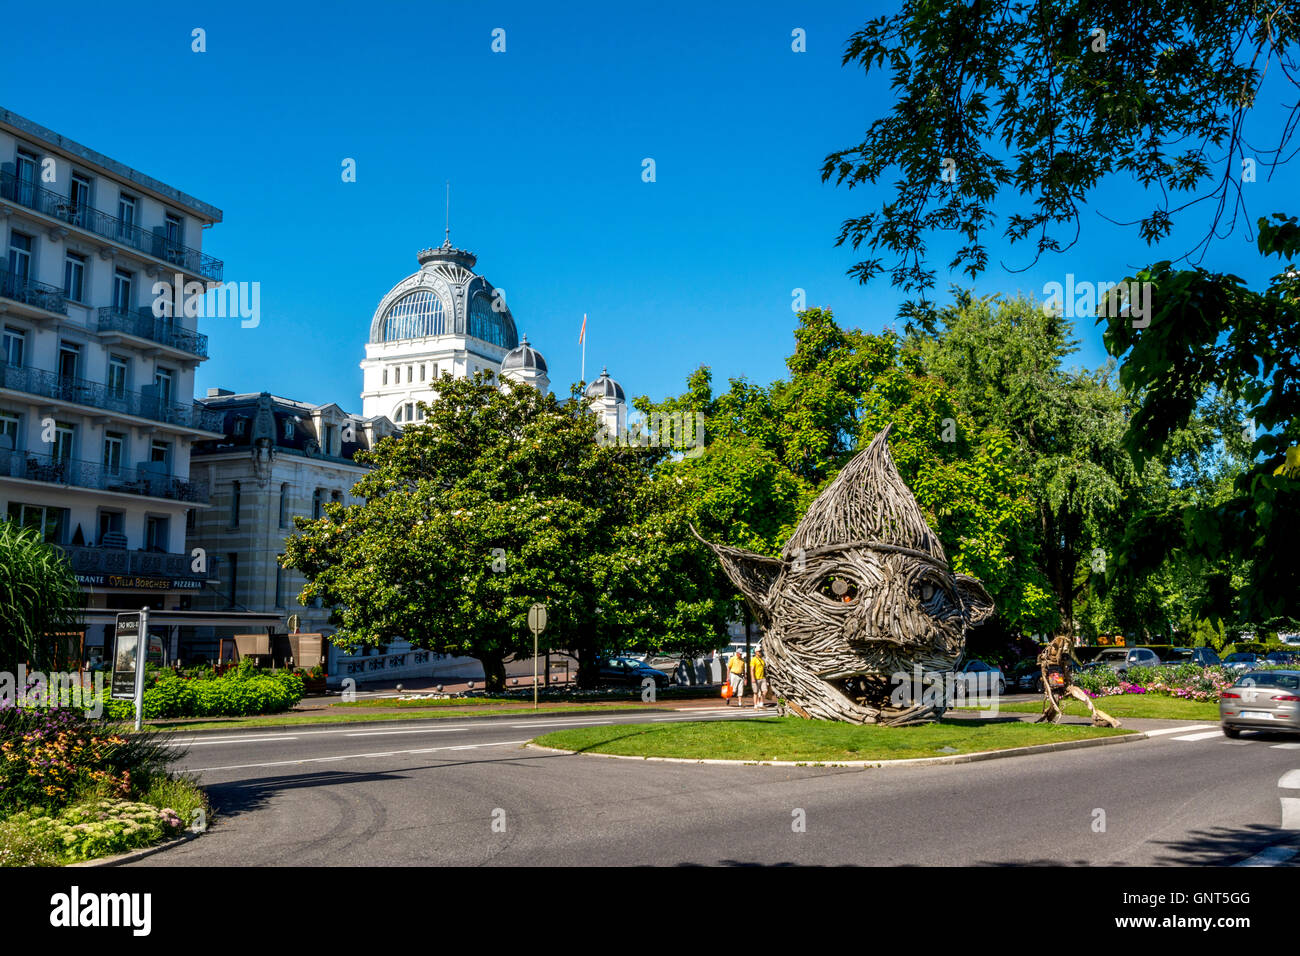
[1075,663,1252,703]
[1,800,185,864]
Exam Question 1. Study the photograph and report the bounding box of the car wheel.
[1223,725,1241,739]
[997,679,1006,695]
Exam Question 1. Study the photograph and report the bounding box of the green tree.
[823,1,1298,293]
[0,523,81,672]
[282,375,729,690]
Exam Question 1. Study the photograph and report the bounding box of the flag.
[578,313,587,345]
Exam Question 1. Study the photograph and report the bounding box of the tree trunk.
[480,651,507,692]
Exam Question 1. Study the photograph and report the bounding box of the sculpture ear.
[955,574,994,627]
[689,525,783,621]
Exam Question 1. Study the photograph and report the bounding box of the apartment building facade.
[0,107,227,661]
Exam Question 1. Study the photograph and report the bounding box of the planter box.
[301,677,328,696]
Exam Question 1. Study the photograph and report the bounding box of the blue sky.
[4,1,1294,412]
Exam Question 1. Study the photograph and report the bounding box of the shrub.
[4,799,185,864]
[99,666,305,720]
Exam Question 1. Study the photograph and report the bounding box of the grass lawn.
[967,695,1220,721]
[533,716,1132,763]
[141,701,651,732]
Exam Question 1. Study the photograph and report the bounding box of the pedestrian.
[727,649,746,706]
[750,648,768,708]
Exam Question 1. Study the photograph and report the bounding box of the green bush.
[4,799,185,864]
[100,667,304,720]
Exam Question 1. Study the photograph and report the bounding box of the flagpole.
[581,313,587,384]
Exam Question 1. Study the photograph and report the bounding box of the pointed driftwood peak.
[783,425,947,564]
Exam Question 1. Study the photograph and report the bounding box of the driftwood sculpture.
[1035,634,1121,727]
[694,426,994,725]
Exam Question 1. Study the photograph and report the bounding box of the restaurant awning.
[73,609,285,628]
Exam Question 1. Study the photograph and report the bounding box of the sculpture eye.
[817,575,860,604]
[915,577,949,605]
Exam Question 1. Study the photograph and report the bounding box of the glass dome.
[467,293,517,349]
[381,290,446,341]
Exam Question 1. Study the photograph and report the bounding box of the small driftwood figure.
[694,426,994,725]
[1035,634,1121,727]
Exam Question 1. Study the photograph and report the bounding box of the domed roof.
[585,367,625,402]
[501,334,547,373]
[368,240,518,350]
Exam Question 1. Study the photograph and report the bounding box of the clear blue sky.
[4,1,1294,412]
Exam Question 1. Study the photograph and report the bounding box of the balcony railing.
[0,266,67,315]
[97,307,209,359]
[57,544,220,583]
[0,363,225,432]
[0,449,209,504]
[0,171,223,282]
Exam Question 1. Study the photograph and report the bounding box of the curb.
[526,726,1153,768]
[67,828,204,868]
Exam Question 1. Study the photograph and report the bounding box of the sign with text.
[110,612,143,700]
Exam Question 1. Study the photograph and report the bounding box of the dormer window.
[284,419,295,440]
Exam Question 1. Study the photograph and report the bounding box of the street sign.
[111,609,150,731]
[528,603,547,710]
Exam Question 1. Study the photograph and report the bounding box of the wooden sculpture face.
[696,426,993,725]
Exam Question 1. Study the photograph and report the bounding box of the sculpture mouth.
[824,673,893,710]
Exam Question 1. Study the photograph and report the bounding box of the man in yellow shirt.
[750,648,768,708]
[727,649,746,705]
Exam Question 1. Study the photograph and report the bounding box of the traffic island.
[530,715,1135,766]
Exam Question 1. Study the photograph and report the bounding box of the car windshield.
[1236,672,1300,689]
[1225,654,1254,662]
[1099,650,1127,660]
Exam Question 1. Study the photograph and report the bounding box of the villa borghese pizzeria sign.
[75,573,203,591]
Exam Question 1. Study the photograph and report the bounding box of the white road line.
[345,728,464,737]
[174,735,301,746]
[1234,844,1299,866]
[1171,730,1225,742]
[186,739,531,773]
[509,720,613,729]
[1272,743,1300,750]
[1279,770,1300,789]
[168,714,639,746]
[1144,724,1215,737]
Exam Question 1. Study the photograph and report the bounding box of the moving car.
[1219,670,1300,737]
[1091,646,1161,677]
[596,657,670,689]
[956,658,1005,696]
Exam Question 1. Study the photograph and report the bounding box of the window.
[331,490,342,504]
[185,508,195,532]
[52,423,74,461]
[0,411,19,450]
[279,483,289,527]
[275,560,284,608]
[112,268,133,311]
[98,510,124,543]
[7,232,32,281]
[227,553,238,607]
[107,356,128,399]
[117,194,136,236]
[63,252,85,302]
[150,440,170,471]
[407,365,413,383]
[7,502,69,544]
[57,342,79,381]
[14,152,37,206]
[311,488,323,520]
[163,213,184,265]
[419,364,426,381]
[69,175,92,226]
[382,368,388,386]
[230,480,241,527]
[103,431,124,476]
[144,515,169,552]
[431,363,438,378]
[2,327,25,368]
[284,419,295,440]
[325,424,338,456]
[154,367,174,405]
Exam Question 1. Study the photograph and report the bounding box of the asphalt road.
[133,705,1300,867]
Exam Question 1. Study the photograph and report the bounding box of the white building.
[0,107,235,661]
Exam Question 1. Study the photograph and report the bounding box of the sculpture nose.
[845,593,927,648]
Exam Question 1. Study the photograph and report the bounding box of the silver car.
[1091,646,1161,677]
[1219,670,1300,737]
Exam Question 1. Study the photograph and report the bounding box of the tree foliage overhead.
[283,375,731,690]
[823,0,1300,293]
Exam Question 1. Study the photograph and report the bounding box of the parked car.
[1265,651,1299,667]
[955,658,1005,697]
[1007,659,1044,693]
[1164,647,1222,668]
[596,657,670,689]
[1091,646,1161,677]
[1222,652,1260,672]
[1219,670,1300,737]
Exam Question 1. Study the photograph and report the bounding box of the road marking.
[1171,730,1224,742]
[1279,770,1300,789]
[1234,844,1298,867]
[175,734,301,746]
[1222,740,1254,746]
[186,739,532,773]
[1272,743,1300,750]
[345,728,463,737]
[509,719,614,729]
[1143,724,1215,737]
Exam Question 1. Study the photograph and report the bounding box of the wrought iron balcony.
[0,171,223,282]
[0,266,67,315]
[0,449,209,504]
[57,544,220,583]
[96,306,209,359]
[0,363,225,432]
